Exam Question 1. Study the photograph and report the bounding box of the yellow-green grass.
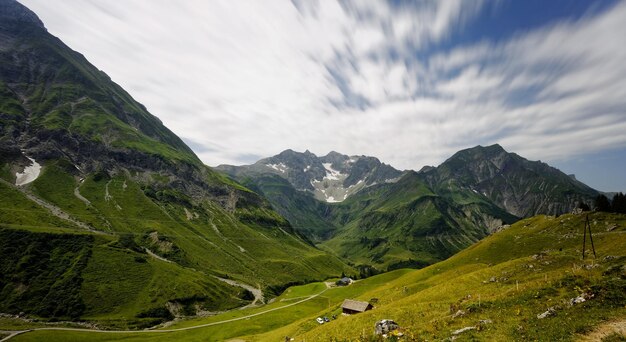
[8,270,410,341]
[0,181,79,232]
[1,163,351,328]
[6,211,625,341]
[286,212,626,341]
[9,163,351,288]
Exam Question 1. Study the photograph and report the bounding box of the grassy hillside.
[239,174,337,241]
[0,160,352,327]
[320,172,518,271]
[9,212,625,341]
[0,227,248,329]
[1,2,353,329]
[298,212,626,341]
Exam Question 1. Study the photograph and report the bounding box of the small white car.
[316,317,325,324]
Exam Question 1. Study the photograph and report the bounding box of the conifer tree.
[612,192,626,213]
[594,194,612,212]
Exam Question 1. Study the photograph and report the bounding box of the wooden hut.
[341,299,372,315]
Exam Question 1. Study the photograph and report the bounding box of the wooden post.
[588,215,597,259]
[582,214,597,259]
[582,215,587,259]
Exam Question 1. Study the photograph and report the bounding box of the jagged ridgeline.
[0,0,351,327]
[219,145,598,272]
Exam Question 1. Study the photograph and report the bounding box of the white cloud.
[19,0,626,174]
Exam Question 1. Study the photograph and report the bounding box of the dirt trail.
[73,187,91,206]
[577,318,626,341]
[0,179,102,234]
[0,287,328,340]
[144,248,172,263]
[0,331,22,342]
[214,277,264,308]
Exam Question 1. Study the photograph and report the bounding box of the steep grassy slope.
[295,212,626,341]
[0,0,352,327]
[0,180,248,328]
[320,172,517,271]
[239,174,337,241]
[0,161,351,314]
[0,168,351,328]
[0,227,248,329]
[10,212,625,341]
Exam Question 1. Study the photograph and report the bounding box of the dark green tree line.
[593,192,626,213]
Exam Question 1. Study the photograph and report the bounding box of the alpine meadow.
[1,1,625,341]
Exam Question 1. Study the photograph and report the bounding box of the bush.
[592,279,626,308]
[136,306,173,320]
[0,229,93,320]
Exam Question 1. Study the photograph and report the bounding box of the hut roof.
[341,299,370,312]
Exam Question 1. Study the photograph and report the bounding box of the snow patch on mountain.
[266,163,287,173]
[223,150,404,204]
[322,163,342,180]
[310,168,368,203]
[15,156,42,186]
[384,176,402,184]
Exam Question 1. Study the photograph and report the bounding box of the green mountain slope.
[222,145,600,273]
[0,0,351,327]
[10,212,625,341]
[238,173,337,241]
[297,212,626,341]
[420,144,599,217]
[320,172,518,270]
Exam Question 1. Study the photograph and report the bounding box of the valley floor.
[2,212,626,341]
[0,282,328,341]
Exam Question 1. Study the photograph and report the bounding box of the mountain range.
[218,145,599,270]
[0,0,350,327]
[0,0,609,333]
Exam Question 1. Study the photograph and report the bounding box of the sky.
[20,0,626,192]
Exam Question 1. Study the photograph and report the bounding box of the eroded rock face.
[0,0,45,29]
[0,3,268,211]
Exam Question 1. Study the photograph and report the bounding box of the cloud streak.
[20,0,626,179]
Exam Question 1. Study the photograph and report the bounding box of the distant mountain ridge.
[217,149,403,203]
[219,145,600,270]
[419,144,599,217]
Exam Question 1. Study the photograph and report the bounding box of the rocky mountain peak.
[451,144,506,161]
[424,144,598,217]
[0,0,45,29]
[218,149,403,203]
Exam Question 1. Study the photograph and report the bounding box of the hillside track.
[0,286,330,341]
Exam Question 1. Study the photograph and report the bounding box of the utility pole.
[582,214,596,259]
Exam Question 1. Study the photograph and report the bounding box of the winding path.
[0,285,330,341]
[214,277,264,308]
